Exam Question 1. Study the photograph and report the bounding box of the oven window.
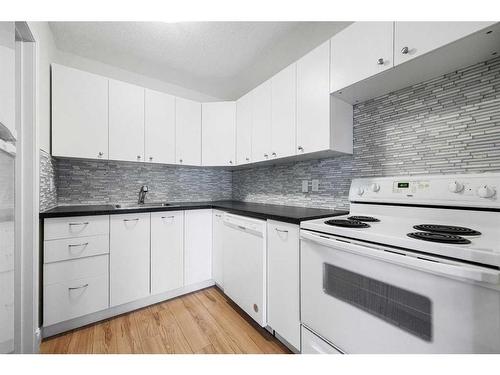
[323,263,432,342]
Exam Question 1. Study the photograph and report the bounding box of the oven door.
[300,230,500,354]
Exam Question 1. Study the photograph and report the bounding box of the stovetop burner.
[325,219,370,228]
[413,224,481,236]
[348,216,380,222]
[407,232,471,244]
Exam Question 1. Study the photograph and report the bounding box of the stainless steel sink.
[114,202,171,209]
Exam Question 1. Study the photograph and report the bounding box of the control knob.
[357,187,365,196]
[370,183,380,192]
[477,185,496,199]
[448,181,464,193]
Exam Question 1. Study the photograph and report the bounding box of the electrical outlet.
[312,179,319,192]
[302,180,309,193]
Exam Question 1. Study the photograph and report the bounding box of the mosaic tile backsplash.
[40,57,500,211]
[40,150,57,211]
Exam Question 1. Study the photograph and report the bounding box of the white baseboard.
[42,279,215,338]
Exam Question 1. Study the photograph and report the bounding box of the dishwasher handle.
[300,230,500,285]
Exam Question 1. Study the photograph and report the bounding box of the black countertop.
[40,200,347,224]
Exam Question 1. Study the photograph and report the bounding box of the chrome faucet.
[138,185,149,204]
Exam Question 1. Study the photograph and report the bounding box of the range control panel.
[350,173,500,208]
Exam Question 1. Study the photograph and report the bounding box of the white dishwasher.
[222,213,267,326]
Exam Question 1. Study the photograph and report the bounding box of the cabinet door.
[175,97,202,166]
[394,22,495,66]
[267,220,300,350]
[251,81,272,163]
[151,211,184,295]
[296,41,331,154]
[271,64,296,159]
[184,209,212,286]
[330,22,393,92]
[212,210,225,288]
[52,64,109,160]
[110,213,150,306]
[236,92,253,165]
[145,89,175,164]
[0,25,15,137]
[109,80,145,162]
[202,102,236,166]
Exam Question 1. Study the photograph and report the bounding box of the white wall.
[27,22,221,153]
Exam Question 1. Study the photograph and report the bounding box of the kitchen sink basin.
[114,202,171,209]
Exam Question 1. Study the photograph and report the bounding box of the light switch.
[302,180,309,193]
[312,179,319,192]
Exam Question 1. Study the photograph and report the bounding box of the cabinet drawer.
[44,254,108,286]
[43,273,109,326]
[43,255,109,326]
[44,235,109,264]
[44,215,109,241]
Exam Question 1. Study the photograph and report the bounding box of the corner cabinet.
[175,97,202,166]
[51,64,109,160]
[108,80,145,162]
[202,102,236,166]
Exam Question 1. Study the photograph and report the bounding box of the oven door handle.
[300,231,500,285]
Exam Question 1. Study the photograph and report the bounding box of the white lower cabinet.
[151,211,184,294]
[184,209,213,286]
[43,255,109,326]
[212,210,226,288]
[110,213,151,307]
[301,326,343,354]
[267,220,300,350]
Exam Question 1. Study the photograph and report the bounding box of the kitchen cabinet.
[0,23,15,137]
[297,41,353,155]
[202,102,236,166]
[212,210,225,288]
[175,97,202,166]
[51,64,109,160]
[236,91,253,165]
[145,89,176,164]
[267,220,300,350]
[394,22,495,66]
[271,64,296,159]
[184,209,212,286]
[251,81,272,163]
[109,80,145,162]
[151,211,184,295]
[330,22,393,93]
[110,213,150,307]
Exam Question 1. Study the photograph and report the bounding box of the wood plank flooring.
[40,287,291,354]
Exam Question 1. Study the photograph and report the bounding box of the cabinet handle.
[123,218,140,222]
[377,58,384,65]
[401,46,409,54]
[68,284,89,291]
[68,242,89,248]
[264,153,269,158]
[229,160,233,164]
[237,225,247,230]
[275,228,289,233]
[245,157,250,161]
[161,216,175,219]
[69,222,89,226]
[179,159,183,163]
[271,152,277,157]
[98,152,103,158]
[149,156,153,161]
[137,155,142,160]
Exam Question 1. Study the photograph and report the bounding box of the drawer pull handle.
[275,228,289,233]
[68,242,89,248]
[68,284,89,291]
[123,218,140,222]
[161,216,175,219]
[69,222,89,226]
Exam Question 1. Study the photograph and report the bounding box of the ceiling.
[49,22,351,100]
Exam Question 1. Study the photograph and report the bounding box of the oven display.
[398,182,410,189]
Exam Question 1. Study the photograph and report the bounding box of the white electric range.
[300,173,500,354]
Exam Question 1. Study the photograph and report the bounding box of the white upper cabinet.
[330,22,394,93]
[236,91,253,165]
[271,63,297,159]
[145,89,176,164]
[251,81,272,163]
[175,97,202,166]
[296,41,332,154]
[52,64,109,160]
[109,80,145,162]
[394,22,495,66]
[202,102,236,166]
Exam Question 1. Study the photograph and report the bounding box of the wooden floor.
[40,287,291,354]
